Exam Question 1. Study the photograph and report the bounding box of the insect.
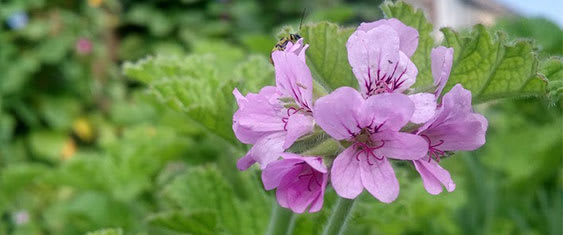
[270,9,307,64]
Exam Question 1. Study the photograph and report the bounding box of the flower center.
[421,134,445,162]
[352,140,386,165]
[364,63,409,96]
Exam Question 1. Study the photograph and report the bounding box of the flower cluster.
[232,19,487,213]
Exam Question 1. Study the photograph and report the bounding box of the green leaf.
[383,1,556,103]
[441,26,548,103]
[147,210,217,235]
[233,55,274,93]
[540,57,563,99]
[299,22,356,91]
[161,165,270,235]
[381,1,435,88]
[123,55,238,144]
[85,228,123,235]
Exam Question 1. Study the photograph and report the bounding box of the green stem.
[322,198,356,235]
[266,203,296,235]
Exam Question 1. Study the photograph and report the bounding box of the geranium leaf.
[299,22,357,91]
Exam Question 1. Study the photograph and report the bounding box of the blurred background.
[0,0,561,234]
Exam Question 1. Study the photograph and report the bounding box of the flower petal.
[413,159,456,195]
[236,155,257,171]
[359,156,399,203]
[360,93,414,131]
[408,93,437,124]
[431,46,454,97]
[347,25,400,97]
[283,113,314,149]
[233,86,284,144]
[387,51,418,93]
[281,154,327,173]
[331,146,364,199]
[422,118,486,151]
[238,132,285,170]
[276,166,324,213]
[358,18,419,57]
[262,158,303,190]
[275,166,302,208]
[308,173,328,213]
[418,84,474,134]
[314,87,364,140]
[285,38,309,63]
[371,131,428,160]
[272,50,314,110]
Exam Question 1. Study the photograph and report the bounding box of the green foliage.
[300,22,356,91]
[157,165,271,235]
[147,210,217,235]
[123,54,239,144]
[494,17,563,56]
[382,1,560,102]
[85,228,123,235]
[441,26,547,103]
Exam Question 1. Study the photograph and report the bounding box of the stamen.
[421,134,446,162]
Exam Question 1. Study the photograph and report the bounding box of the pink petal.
[422,119,486,151]
[232,86,284,144]
[408,93,437,124]
[283,113,315,149]
[347,25,400,97]
[331,146,364,199]
[281,154,327,173]
[441,84,473,115]
[431,46,454,97]
[236,155,257,171]
[233,88,247,108]
[359,156,399,203]
[358,18,419,57]
[307,173,327,212]
[239,132,285,170]
[413,159,456,195]
[262,158,303,190]
[360,93,414,131]
[275,166,302,208]
[418,84,487,151]
[272,50,314,110]
[284,38,309,63]
[276,166,324,213]
[418,84,473,134]
[313,87,364,140]
[371,131,428,160]
[387,51,418,93]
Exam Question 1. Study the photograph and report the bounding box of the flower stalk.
[266,203,296,235]
[322,198,356,235]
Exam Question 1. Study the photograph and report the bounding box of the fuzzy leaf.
[160,165,270,235]
[299,22,356,91]
[123,55,238,144]
[381,1,434,88]
[85,228,123,235]
[441,26,549,103]
[147,210,217,235]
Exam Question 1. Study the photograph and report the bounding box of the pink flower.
[431,46,454,97]
[76,38,92,55]
[233,40,315,170]
[262,153,328,213]
[314,87,427,202]
[407,46,455,124]
[347,19,419,97]
[413,84,488,195]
